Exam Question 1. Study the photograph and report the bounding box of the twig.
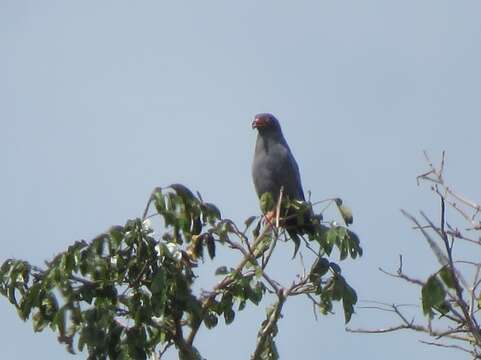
[251,285,292,360]
[419,340,478,357]
[173,314,196,360]
[354,153,481,357]
[378,267,424,287]
[347,324,422,334]
[262,232,278,270]
[187,224,276,346]
[275,187,284,229]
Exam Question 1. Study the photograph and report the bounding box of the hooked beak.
[251,117,268,129]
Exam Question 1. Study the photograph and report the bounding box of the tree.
[0,184,361,359]
[348,152,481,359]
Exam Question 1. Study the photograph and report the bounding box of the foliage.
[1,184,361,359]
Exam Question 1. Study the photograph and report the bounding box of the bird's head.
[251,113,282,134]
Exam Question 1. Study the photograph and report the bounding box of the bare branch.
[378,266,424,287]
[419,340,479,357]
[354,152,481,357]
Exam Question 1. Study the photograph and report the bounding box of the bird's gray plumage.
[251,113,314,242]
[252,114,305,203]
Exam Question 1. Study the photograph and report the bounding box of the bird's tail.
[285,208,316,237]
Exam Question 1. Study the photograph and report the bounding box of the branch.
[419,340,480,357]
[173,314,197,360]
[187,223,276,346]
[31,265,96,288]
[347,303,470,343]
[378,266,424,287]
[251,289,288,360]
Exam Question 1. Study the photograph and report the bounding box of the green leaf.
[126,327,147,360]
[439,266,455,289]
[325,227,338,255]
[333,227,350,261]
[290,233,301,259]
[33,310,47,332]
[205,233,216,259]
[224,308,235,325]
[309,257,330,284]
[220,292,233,311]
[336,226,347,242]
[260,192,274,213]
[434,301,450,316]
[18,283,42,320]
[319,291,333,315]
[169,183,196,202]
[153,190,166,214]
[244,216,258,229]
[253,219,262,239]
[191,234,203,260]
[202,202,222,221]
[53,306,67,337]
[204,312,218,329]
[215,266,229,276]
[337,205,353,225]
[339,235,348,260]
[329,262,341,274]
[151,270,165,295]
[0,259,13,278]
[238,299,247,311]
[255,266,263,279]
[341,280,358,324]
[248,282,265,305]
[151,186,162,200]
[331,276,345,301]
[422,275,446,317]
[80,286,94,304]
[191,216,202,235]
[346,230,362,258]
[7,285,17,306]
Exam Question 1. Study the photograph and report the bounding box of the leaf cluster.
[1,184,362,359]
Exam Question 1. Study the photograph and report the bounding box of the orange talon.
[264,210,277,227]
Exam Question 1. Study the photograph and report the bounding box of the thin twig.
[187,224,276,346]
[250,291,287,360]
[419,340,478,357]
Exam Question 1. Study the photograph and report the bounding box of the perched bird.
[251,113,315,247]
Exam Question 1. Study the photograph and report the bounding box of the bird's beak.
[252,117,268,129]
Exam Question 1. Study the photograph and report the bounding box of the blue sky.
[2,1,481,359]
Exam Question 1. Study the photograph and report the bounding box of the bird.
[251,113,315,250]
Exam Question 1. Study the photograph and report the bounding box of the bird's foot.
[263,210,280,230]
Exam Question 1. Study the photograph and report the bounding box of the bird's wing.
[253,142,305,202]
[279,147,306,201]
